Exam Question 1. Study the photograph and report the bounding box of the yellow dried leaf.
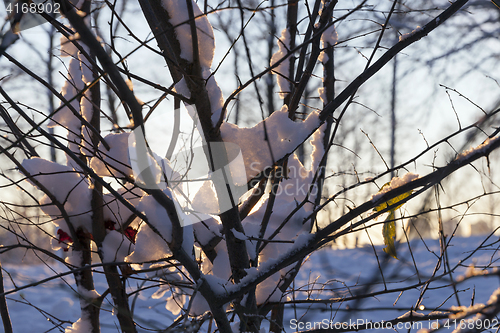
[374,183,413,212]
[382,211,398,259]
[373,182,413,260]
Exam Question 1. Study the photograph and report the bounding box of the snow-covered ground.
[3,235,499,332]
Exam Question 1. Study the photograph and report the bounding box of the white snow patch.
[211,242,231,280]
[22,158,92,232]
[188,292,210,316]
[102,230,135,263]
[125,191,176,266]
[52,34,95,163]
[126,189,193,266]
[242,153,318,254]
[399,26,423,41]
[60,33,81,58]
[270,28,291,99]
[220,105,320,181]
[193,218,221,246]
[90,133,133,178]
[137,192,175,244]
[456,136,499,161]
[317,86,328,104]
[65,314,92,333]
[204,273,230,295]
[191,181,219,215]
[310,123,326,170]
[160,0,215,68]
[80,102,95,158]
[77,285,100,308]
[321,24,338,48]
[231,228,247,240]
[318,51,329,64]
[204,69,225,126]
[78,52,93,85]
[48,57,82,132]
[77,286,100,301]
[126,220,171,267]
[293,232,314,250]
[173,77,191,99]
[65,250,83,267]
[103,184,144,226]
[397,310,425,319]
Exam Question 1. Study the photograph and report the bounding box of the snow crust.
[310,123,326,170]
[293,232,314,249]
[19,9,230,328]
[317,52,329,64]
[48,55,84,159]
[76,285,101,310]
[193,121,328,304]
[126,220,170,267]
[77,286,100,302]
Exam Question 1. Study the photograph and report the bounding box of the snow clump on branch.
[271,28,292,99]
[161,0,224,125]
[370,173,420,202]
[220,105,321,182]
[161,0,215,68]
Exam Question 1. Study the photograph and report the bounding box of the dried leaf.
[374,182,413,212]
[382,211,398,259]
[373,182,413,260]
